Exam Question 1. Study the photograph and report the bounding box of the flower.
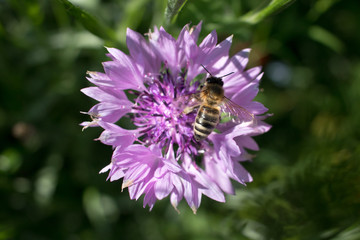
[81,22,271,213]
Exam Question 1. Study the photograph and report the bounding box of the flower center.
[131,70,199,154]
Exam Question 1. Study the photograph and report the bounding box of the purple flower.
[81,22,271,213]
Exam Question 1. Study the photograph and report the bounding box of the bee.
[183,65,255,141]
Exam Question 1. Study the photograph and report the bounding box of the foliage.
[0,0,359,239]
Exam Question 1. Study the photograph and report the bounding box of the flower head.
[81,22,271,213]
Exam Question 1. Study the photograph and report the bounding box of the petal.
[189,21,202,42]
[230,48,251,73]
[126,28,160,74]
[97,121,137,147]
[205,159,235,194]
[154,163,168,179]
[87,102,131,123]
[182,179,201,213]
[81,86,127,103]
[86,71,115,88]
[232,162,253,184]
[177,23,190,44]
[186,30,218,82]
[186,163,226,203]
[163,146,182,173]
[150,27,178,73]
[143,182,157,210]
[171,173,184,197]
[170,192,182,213]
[183,30,199,61]
[209,133,240,158]
[154,173,173,200]
[235,136,259,151]
[109,169,125,182]
[103,47,146,90]
[128,181,143,199]
[231,82,259,104]
[246,101,269,115]
[106,162,126,182]
[202,35,233,73]
[125,163,151,184]
[224,68,263,95]
[199,30,217,54]
[99,163,112,174]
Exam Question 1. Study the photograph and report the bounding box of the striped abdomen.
[194,105,220,141]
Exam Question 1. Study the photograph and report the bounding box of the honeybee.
[183,65,255,141]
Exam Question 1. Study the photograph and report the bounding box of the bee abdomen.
[194,106,220,141]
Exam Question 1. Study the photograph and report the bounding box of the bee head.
[206,77,224,86]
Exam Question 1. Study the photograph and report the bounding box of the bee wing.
[221,96,256,124]
[175,92,202,114]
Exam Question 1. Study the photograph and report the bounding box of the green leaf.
[56,0,115,41]
[164,0,188,25]
[240,0,296,25]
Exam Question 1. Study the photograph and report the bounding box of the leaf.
[164,0,188,25]
[240,0,296,25]
[56,0,115,41]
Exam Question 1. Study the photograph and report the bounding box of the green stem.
[164,0,188,25]
[56,0,115,41]
[240,0,296,25]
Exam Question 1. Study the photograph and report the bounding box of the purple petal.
[183,30,199,60]
[154,163,168,179]
[186,162,226,203]
[126,28,160,74]
[81,86,132,123]
[97,121,137,147]
[109,169,125,182]
[103,48,146,90]
[246,101,269,115]
[86,71,115,88]
[231,82,259,105]
[199,30,217,54]
[223,135,241,157]
[163,146,182,173]
[170,191,182,212]
[99,163,112,174]
[177,24,189,42]
[202,35,233,72]
[209,133,240,158]
[235,136,259,151]
[189,21,202,42]
[143,182,157,210]
[87,102,131,123]
[105,162,126,182]
[232,162,253,184]
[205,159,235,195]
[171,173,184,197]
[224,68,262,95]
[81,86,127,103]
[128,181,143,199]
[150,27,178,73]
[154,173,173,200]
[230,48,251,72]
[127,164,152,184]
[182,179,201,213]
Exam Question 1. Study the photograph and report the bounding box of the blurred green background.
[1,0,360,239]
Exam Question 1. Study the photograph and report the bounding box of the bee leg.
[183,106,197,115]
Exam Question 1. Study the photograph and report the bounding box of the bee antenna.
[200,64,213,77]
[219,72,234,78]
